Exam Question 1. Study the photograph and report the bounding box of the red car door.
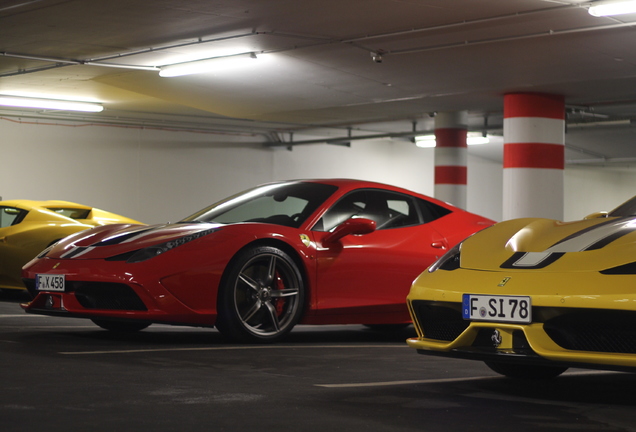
[307,189,450,324]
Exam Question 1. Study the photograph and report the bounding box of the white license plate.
[462,294,531,323]
[36,274,66,292]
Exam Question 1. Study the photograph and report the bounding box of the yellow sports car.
[407,194,636,379]
[0,200,141,292]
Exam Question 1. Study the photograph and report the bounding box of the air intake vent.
[73,282,147,311]
[410,300,468,341]
[544,309,636,354]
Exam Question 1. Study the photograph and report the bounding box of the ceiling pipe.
[264,130,435,147]
[567,119,632,128]
[342,4,580,43]
[567,157,636,165]
[0,51,80,64]
[1,3,631,76]
[266,117,634,148]
[0,0,47,13]
[565,143,608,160]
[383,20,636,57]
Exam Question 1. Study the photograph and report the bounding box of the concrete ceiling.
[2,0,636,164]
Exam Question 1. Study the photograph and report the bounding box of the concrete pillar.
[503,93,565,220]
[434,111,468,208]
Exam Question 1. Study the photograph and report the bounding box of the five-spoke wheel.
[216,246,305,343]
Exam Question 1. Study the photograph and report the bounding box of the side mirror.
[584,211,609,220]
[323,217,376,245]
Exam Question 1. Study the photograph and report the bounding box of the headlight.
[36,243,57,259]
[109,227,220,263]
[600,261,636,275]
[428,241,462,273]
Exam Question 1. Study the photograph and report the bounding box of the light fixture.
[466,135,490,145]
[0,95,104,112]
[414,133,491,148]
[159,52,258,77]
[414,135,437,148]
[588,0,636,17]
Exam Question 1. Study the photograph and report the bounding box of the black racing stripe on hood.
[601,261,636,275]
[586,226,636,251]
[548,217,623,249]
[549,216,636,251]
[94,226,162,246]
[500,251,565,269]
[60,246,91,259]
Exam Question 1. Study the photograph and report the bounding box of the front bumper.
[21,257,218,327]
[406,300,636,372]
[406,268,636,372]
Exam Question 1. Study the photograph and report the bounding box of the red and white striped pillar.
[503,93,565,220]
[434,111,468,208]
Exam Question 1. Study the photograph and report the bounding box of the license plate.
[36,274,66,292]
[462,294,531,323]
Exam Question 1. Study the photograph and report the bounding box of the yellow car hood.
[460,216,636,273]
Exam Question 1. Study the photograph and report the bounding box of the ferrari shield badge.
[300,234,312,247]
[498,277,511,287]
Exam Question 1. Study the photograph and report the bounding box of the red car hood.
[47,223,223,260]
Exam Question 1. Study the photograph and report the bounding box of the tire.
[91,318,151,332]
[484,361,568,379]
[216,246,305,343]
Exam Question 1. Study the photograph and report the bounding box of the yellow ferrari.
[0,200,141,292]
[407,194,636,378]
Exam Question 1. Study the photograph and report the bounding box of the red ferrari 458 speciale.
[22,179,493,342]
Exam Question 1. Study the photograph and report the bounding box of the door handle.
[431,241,446,249]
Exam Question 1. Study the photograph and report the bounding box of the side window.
[316,191,367,232]
[316,189,423,232]
[0,207,27,228]
[416,198,451,223]
[47,208,91,219]
[375,194,420,229]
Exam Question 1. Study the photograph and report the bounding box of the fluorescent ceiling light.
[159,52,258,77]
[588,0,636,16]
[0,95,104,112]
[414,135,437,148]
[466,135,490,145]
[414,134,491,148]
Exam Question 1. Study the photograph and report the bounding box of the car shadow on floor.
[0,289,31,302]
[55,323,417,346]
[450,370,636,405]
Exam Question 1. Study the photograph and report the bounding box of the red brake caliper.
[274,271,285,315]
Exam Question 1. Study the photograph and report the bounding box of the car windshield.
[182,182,338,228]
[609,195,636,217]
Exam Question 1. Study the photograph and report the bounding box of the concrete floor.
[2,291,636,432]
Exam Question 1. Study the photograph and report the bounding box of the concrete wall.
[1,117,632,225]
[564,165,636,221]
